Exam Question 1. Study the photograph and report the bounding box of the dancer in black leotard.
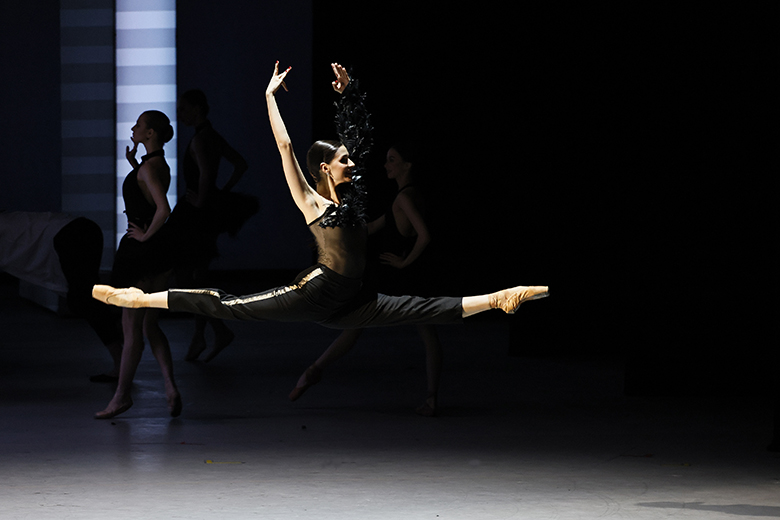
[171,89,254,362]
[92,64,548,411]
[289,142,446,416]
[95,110,181,420]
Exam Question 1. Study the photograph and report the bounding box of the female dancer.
[94,110,181,420]
[289,142,446,416]
[171,89,253,362]
[93,64,548,386]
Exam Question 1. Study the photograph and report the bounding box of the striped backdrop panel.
[115,0,178,250]
[60,0,116,270]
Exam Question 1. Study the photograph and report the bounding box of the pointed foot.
[92,285,147,308]
[492,286,549,314]
[289,365,322,401]
[94,399,133,420]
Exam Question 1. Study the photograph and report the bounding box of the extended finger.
[279,66,291,91]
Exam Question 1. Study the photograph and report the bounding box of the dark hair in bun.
[142,110,174,144]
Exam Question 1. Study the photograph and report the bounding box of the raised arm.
[266,62,321,223]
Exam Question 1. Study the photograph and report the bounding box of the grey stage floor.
[1,277,778,519]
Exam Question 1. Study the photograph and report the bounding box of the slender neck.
[317,179,340,205]
[143,140,163,155]
[394,170,413,191]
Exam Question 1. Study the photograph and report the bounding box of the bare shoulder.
[394,187,424,212]
[138,156,170,184]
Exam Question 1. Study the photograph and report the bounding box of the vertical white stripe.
[116,7,177,246]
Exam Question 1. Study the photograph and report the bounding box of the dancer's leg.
[94,307,144,419]
[176,267,207,361]
[289,328,364,401]
[201,318,235,363]
[102,339,123,378]
[143,272,181,416]
[177,267,234,362]
[95,265,346,324]
[144,308,181,417]
[185,314,209,361]
[415,324,442,417]
[461,295,492,318]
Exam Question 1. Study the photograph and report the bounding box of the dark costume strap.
[318,76,373,229]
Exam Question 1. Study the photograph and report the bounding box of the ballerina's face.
[130,114,151,144]
[324,145,355,185]
[177,99,197,127]
[384,148,411,180]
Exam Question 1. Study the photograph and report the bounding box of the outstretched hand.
[331,63,350,94]
[266,61,290,96]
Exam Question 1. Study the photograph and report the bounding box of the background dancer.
[171,88,255,363]
[95,111,181,420]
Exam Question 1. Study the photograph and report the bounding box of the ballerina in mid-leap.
[93,63,548,401]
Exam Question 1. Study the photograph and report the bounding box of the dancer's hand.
[379,252,405,269]
[125,141,139,168]
[331,63,350,94]
[266,61,290,96]
[126,222,148,242]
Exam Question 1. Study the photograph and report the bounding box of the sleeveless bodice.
[308,207,367,279]
[122,149,166,228]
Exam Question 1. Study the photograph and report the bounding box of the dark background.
[1,2,774,394]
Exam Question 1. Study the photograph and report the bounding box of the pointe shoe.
[491,285,549,314]
[92,285,147,308]
[94,399,133,419]
[289,365,322,401]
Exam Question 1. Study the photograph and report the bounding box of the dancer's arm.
[219,141,248,193]
[367,214,386,235]
[379,193,431,269]
[129,162,171,242]
[266,62,322,223]
[333,65,372,169]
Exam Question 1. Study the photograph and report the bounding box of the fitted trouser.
[167,265,463,330]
